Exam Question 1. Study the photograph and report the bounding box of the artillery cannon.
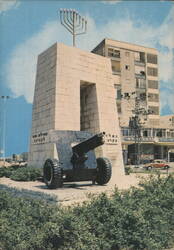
[43,131,112,188]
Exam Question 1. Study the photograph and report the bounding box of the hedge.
[0,165,42,181]
[0,174,174,250]
[0,165,21,178]
[10,167,42,181]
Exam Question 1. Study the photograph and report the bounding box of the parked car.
[144,159,170,170]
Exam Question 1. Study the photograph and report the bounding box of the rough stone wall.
[28,44,58,167]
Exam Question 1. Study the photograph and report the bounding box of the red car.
[145,159,170,170]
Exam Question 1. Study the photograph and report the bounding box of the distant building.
[92,38,174,163]
[12,152,28,162]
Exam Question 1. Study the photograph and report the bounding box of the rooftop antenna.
[60,9,87,47]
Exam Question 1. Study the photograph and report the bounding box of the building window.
[134,51,145,63]
[143,130,148,137]
[125,65,130,70]
[147,67,158,77]
[169,117,174,126]
[156,129,165,137]
[148,93,159,102]
[170,130,174,138]
[135,65,146,76]
[114,84,122,100]
[147,53,157,64]
[156,130,162,137]
[122,128,129,136]
[108,48,120,58]
[134,52,140,61]
[139,93,146,101]
[167,131,171,138]
[117,89,122,100]
[148,106,159,115]
[148,80,158,89]
[136,78,146,89]
[111,60,121,74]
[117,103,121,113]
[125,51,130,57]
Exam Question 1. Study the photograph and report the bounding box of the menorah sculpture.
[60,9,87,47]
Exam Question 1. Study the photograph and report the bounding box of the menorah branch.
[59,9,87,47]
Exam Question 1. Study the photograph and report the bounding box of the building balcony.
[121,127,174,144]
[135,60,145,66]
[136,86,146,90]
[159,138,174,143]
[109,56,121,61]
[112,70,121,75]
[122,136,155,143]
[122,135,174,144]
[135,73,146,79]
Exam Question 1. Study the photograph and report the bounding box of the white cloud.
[5,21,71,103]
[159,50,174,84]
[0,0,19,13]
[102,0,122,5]
[5,5,174,112]
[160,88,174,113]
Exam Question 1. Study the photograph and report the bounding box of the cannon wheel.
[43,159,63,189]
[95,157,112,185]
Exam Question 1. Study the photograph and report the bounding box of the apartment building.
[92,38,174,163]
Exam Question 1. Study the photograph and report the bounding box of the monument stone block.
[28,43,124,182]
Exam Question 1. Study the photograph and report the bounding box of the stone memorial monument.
[28,43,124,182]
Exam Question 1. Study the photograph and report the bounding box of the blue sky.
[0,0,174,156]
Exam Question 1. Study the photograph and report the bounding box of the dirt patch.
[0,174,144,206]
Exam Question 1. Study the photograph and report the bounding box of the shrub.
[0,189,59,250]
[0,165,42,181]
[124,166,132,175]
[0,174,174,250]
[0,167,12,177]
[0,165,25,178]
[10,167,42,181]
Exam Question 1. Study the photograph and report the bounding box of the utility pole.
[60,9,87,47]
[0,96,10,165]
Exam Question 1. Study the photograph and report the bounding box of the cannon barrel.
[72,132,105,156]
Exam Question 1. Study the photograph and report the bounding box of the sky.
[0,0,174,157]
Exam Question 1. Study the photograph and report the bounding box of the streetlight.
[0,96,10,165]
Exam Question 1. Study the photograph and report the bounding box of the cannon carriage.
[43,131,112,189]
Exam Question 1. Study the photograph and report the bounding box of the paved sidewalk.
[0,173,142,206]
